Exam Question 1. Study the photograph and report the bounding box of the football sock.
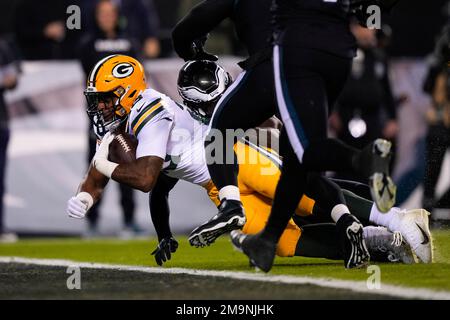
[369,205,403,231]
[331,204,351,223]
[218,185,241,201]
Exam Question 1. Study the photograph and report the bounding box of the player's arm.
[149,174,179,266]
[89,132,164,193]
[172,0,234,60]
[66,163,109,219]
[92,137,164,193]
[150,174,179,240]
[109,156,164,193]
[78,163,109,201]
[93,107,173,193]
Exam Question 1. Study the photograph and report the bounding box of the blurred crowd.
[0,0,449,239]
[0,0,242,61]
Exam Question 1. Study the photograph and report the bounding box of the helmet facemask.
[85,87,127,137]
[183,96,221,124]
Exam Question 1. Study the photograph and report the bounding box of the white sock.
[331,204,350,223]
[219,185,241,202]
[369,205,403,231]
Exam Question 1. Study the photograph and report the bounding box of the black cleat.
[230,230,276,273]
[336,214,370,269]
[357,139,397,213]
[189,199,246,247]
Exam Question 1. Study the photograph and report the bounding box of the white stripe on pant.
[207,70,248,134]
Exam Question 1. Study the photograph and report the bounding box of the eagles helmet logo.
[112,63,134,78]
[178,60,232,104]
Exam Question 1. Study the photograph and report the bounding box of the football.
[108,132,138,164]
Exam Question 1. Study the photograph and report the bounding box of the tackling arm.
[149,174,179,240]
[172,0,234,60]
[149,174,180,266]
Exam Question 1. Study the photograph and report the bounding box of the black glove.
[151,237,179,266]
[190,38,218,62]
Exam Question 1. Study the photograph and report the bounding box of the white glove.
[67,192,94,219]
[92,131,119,178]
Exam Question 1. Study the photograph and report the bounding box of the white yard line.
[1,256,449,300]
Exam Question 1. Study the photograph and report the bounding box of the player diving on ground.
[66,55,433,269]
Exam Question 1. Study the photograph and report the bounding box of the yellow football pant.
[205,140,316,257]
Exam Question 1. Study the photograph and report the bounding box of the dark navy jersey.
[272,0,356,58]
[233,0,273,56]
[273,0,399,23]
[271,0,400,58]
[273,0,350,23]
[173,0,360,60]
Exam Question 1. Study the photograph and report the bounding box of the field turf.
[0,229,449,299]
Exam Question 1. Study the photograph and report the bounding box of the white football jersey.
[127,88,211,186]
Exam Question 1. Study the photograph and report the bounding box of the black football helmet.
[177,60,232,120]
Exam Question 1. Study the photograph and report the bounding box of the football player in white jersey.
[66,55,432,268]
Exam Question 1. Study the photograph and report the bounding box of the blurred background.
[0,0,449,240]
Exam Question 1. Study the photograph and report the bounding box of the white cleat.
[395,209,433,263]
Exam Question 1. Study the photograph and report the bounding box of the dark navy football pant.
[263,46,357,241]
[206,59,277,190]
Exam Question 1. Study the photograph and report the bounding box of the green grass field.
[0,229,449,292]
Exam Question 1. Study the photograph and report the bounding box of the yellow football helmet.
[84,54,146,136]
